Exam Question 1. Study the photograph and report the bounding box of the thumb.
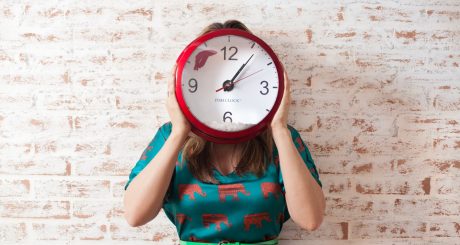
[169,64,178,86]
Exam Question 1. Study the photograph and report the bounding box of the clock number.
[188,78,198,93]
[223,111,233,123]
[259,80,269,95]
[228,47,238,60]
[220,46,238,60]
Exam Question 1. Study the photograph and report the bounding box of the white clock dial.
[181,34,279,132]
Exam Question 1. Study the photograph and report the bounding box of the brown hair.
[181,20,274,184]
[198,19,253,36]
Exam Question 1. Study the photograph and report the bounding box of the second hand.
[215,69,264,92]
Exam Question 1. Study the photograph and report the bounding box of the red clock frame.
[175,28,284,144]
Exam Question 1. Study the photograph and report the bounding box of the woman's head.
[180,20,274,184]
[198,19,253,36]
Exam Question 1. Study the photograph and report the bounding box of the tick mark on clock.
[267,62,272,66]
[251,42,255,48]
[228,36,230,42]
[272,86,278,88]
[266,109,270,111]
[204,42,207,47]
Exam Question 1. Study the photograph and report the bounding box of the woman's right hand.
[167,63,192,137]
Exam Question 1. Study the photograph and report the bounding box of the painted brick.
[73,200,114,220]
[350,220,428,239]
[0,200,69,219]
[355,176,431,195]
[33,179,111,198]
[31,222,106,240]
[0,222,27,241]
[0,179,30,197]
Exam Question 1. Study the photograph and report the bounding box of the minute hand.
[230,54,254,83]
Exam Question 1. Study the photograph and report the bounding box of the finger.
[171,65,177,84]
[168,64,178,97]
[283,69,290,92]
[283,69,289,84]
[171,63,177,77]
[167,84,174,98]
[167,73,172,97]
[283,72,291,104]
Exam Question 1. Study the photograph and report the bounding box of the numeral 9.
[188,78,198,93]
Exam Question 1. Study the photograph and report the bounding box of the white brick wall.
[0,0,459,244]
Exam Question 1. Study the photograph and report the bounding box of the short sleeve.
[124,122,174,195]
[278,124,322,192]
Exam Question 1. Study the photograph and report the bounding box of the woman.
[123,20,325,244]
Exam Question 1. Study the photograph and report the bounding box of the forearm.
[123,131,187,227]
[272,126,325,231]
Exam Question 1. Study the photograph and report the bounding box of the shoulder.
[286,124,301,138]
[157,121,173,140]
[285,124,309,149]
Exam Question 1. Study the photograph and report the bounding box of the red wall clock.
[175,28,284,144]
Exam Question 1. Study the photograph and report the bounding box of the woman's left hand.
[270,67,291,131]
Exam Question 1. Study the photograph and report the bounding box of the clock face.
[177,31,282,134]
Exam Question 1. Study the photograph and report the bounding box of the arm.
[269,66,325,231]
[123,63,192,227]
[123,131,187,227]
[272,126,326,231]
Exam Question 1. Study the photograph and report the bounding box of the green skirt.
[179,238,278,245]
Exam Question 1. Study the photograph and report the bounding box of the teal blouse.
[125,121,322,243]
